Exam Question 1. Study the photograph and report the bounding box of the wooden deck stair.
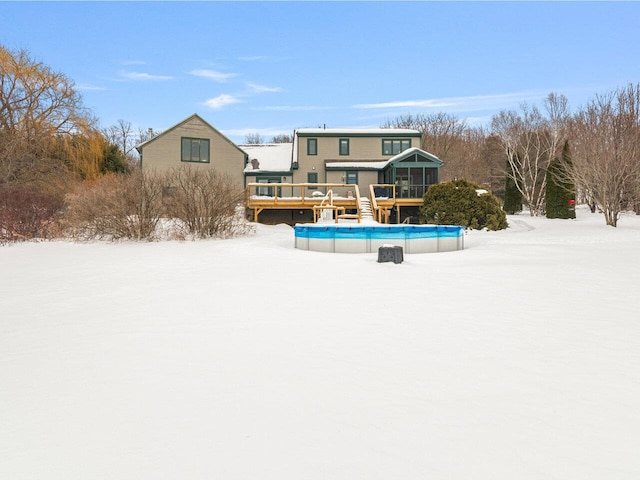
[359,197,374,221]
[335,195,373,223]
[335,186,366,223]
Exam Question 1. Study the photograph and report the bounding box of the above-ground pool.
[294,224,465,254]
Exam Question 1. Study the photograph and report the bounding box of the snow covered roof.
[391,146,442,163]
[241,143,293,173]
[296,128,421,137]
[325,148,442,170]
[325,161,389,170]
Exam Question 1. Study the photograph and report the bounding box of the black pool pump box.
[377,245,404,264]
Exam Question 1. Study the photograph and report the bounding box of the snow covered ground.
[1,207,639,479]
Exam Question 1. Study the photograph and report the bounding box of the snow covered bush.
[421,179,508,231]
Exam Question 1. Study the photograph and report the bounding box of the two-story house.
[244,128,443,223]
[291,128,441,199]
[138,114,443,224]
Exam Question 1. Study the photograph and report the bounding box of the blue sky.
[2,1,639,143]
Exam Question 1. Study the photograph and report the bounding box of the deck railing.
[336,184,363,223]
[369,184,396,223]
[245,182,405,223]
[246,182,360,222]
[246,182,359,206]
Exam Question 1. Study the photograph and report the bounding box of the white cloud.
[464,115,494,127]
[257,105,335,112]
[355,99,455,109]
[190,69,238,82]
[238,56,270,62]
[77,84,107,91]
[119,71,173,81]
[204,94,242,109]
[354,91,549,112]
[246,82,282,94]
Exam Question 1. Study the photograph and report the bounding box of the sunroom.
[381,148,443,199]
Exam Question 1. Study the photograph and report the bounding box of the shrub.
[421,179,508,231]
[64,167,249,241]
[65,171,164,240]
[162,167,247,239]
[0,186,65,242]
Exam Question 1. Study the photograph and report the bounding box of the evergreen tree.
[545,159,563,218]
[421,179,507,231]
[503,160,522,214]
[545,141,576,219]
[102,144,131,174]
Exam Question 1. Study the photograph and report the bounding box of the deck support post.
[253,208,264,223]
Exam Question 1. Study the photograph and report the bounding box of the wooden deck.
[245,183,423,223]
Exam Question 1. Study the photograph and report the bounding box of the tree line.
[0,46,158,241]
[383,86,640,227]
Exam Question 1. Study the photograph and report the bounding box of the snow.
[296,127,421,136]
[241,143,293,173]
[2,207,640,479]
[325,148,442,171]
[326,160,389,170]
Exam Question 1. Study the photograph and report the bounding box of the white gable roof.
[241,143,293,173]
[295,128,421,136]
[325,148,442,170]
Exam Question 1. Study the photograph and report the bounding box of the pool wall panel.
[294,224,464,254]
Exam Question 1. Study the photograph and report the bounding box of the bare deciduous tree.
[103,119,138,160]
[0,45,95,186]
[382,112,467,161]
[440,127,503,188]
[136,127,154,144]
[270,134,293,143]
[244,133,264,144]
[491,93,569,215]
[383,114,506,191]
[568,84,640,226]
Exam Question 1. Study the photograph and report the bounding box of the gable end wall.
[141,117,245,187]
